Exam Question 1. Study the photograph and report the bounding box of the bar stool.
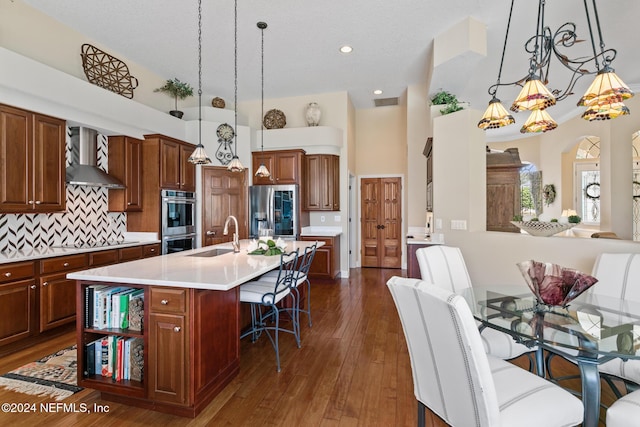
[240,249,300,372]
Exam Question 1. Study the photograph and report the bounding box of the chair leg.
[417,401,426,427]
[306,280,312,327]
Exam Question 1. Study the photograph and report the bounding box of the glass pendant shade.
[581,101,630,121]
[478,97,516,130]
[255,163,270,178]
[227,155,244,172]
[577,69,634,107]
[511,78,557,112]
[520,109,558,133]
[188,144,211,164]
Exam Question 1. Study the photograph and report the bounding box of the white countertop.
[406,237,441,245]
[67,240,323,292]
[300,226,342,237]
[0,240,161,265]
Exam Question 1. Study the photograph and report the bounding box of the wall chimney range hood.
[65,127,125,189]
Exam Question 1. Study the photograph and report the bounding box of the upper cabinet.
[252,149,305,186]
[108,136,143,212]
[126,134,195,233]
[159,138,195,191]
[0,104,66,213]
[303,154,340,211]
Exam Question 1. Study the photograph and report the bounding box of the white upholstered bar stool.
[239,249,300,372]
[606,389,640,427]
[386,276,583,427]
[415,245,535,363]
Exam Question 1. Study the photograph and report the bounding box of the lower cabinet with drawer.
[301,235,341,280]
[0,261,37,346]
[76,283,240,417]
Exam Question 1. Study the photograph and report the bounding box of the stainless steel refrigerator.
[249,184,302,239]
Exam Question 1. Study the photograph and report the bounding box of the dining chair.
[606,389,640,427]
[547,253,640,396]
[415,245,536,364]
[239,248,300,372]
[386,276,583,427]
[259,242,318,330]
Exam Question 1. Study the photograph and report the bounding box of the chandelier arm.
[583,0,601,70]
[590,0,608,59]
[492,0,515,92]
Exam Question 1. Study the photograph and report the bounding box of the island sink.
[188,248,235,257]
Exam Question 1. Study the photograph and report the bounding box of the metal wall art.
[80,43,139,99]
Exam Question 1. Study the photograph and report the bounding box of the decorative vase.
[169,110,184,119]
[211,97,225,108]
[305,102,321,126]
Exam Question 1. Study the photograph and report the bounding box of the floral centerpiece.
[247,237,287,256]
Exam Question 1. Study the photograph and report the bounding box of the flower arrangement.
[247,237,287,256]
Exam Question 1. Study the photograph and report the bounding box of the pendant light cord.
[490,0,515,97]
[197,0,202,147]
[233,0,238,155]
[261,23,265,153]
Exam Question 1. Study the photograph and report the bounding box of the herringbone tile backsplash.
[0,129,126,252]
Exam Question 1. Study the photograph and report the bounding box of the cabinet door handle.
[176,182,180,186]
[42,282,48,286]
[4,272,10,278]
[161,299,169,305]
[35,200,41,205]
[127,202,131,206]
[30,285,36,289]
[150,248,156,252]
[173,326,181,333]
[63,262,69,267]
[206,230,216,236]
[181,182,185,186]
[28,200,34,204]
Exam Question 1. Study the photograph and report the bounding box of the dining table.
[461,285,640,427]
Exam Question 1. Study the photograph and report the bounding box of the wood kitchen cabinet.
[76,283,241,417]
[303,154,340,211]
[127,135,195,233]
[0,104,66,213]
[39,254,87,332]
[0,261,37,346]
[108,136,143,212]
[301,235,340,280]
[157,137,196,191]
[252,149,305,185]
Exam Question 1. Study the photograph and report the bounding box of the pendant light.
[255,21,270,178]
[227,0,244,172]
[188,0,212,165]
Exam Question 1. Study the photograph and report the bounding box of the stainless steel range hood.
[65,127,125,189]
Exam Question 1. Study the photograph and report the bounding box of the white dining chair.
[606,389,640,427]
[386,276,583,427]
[415,245,536,363]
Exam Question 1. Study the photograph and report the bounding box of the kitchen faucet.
[223,215,240,253]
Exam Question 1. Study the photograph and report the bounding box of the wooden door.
[160,139,181,189]
[39,273,76,332]
[361,177,402,268]
[202,167,248,247]
[274,150,302,184]
[303,154,321,210]
[149,312,187,404]
[180,144,196,191]
[0,278,36,346]
[0,105,32,211]
[126,138,143,210]
[32,114,65,212]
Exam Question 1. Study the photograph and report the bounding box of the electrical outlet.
[334,215,341,222]
[435,218,443,229]
[320,216,325,223]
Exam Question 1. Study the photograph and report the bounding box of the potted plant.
[154,78,194,119]
[430,90,464,115]
[568,215,582,224]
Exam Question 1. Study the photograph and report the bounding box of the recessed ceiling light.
[339,45,353,54]
[373,89,383,95]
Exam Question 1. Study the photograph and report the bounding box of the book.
[94,339,103,376]
[128,290,144,331]
[115,337,124,381]
[85,340,96,376]
[129,337,144,382]
[100,337,109,376]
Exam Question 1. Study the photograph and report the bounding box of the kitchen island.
[69,240,321,417]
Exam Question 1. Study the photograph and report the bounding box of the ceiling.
[23,0,640,141]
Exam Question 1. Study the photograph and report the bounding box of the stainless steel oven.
[161,190,196,236]
[162,233,197,254]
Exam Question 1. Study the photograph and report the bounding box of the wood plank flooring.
[0,268,627,425]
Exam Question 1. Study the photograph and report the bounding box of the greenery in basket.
[154,78,194,111]
[568,215,582,224]
[530,217,539,221]
[430,90,464,115]
[512,215,523,222]
[550,218,559,223]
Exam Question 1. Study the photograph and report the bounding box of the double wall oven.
[161,189,196,254]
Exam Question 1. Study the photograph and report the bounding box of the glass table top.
[461,285,640,359]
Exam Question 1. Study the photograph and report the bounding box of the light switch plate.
[451,220,467,230]
[435,218,443,229]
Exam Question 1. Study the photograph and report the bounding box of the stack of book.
[84,336,144,382]
[84,286,144,331]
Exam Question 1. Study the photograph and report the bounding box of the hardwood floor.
[0,268,627,426]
